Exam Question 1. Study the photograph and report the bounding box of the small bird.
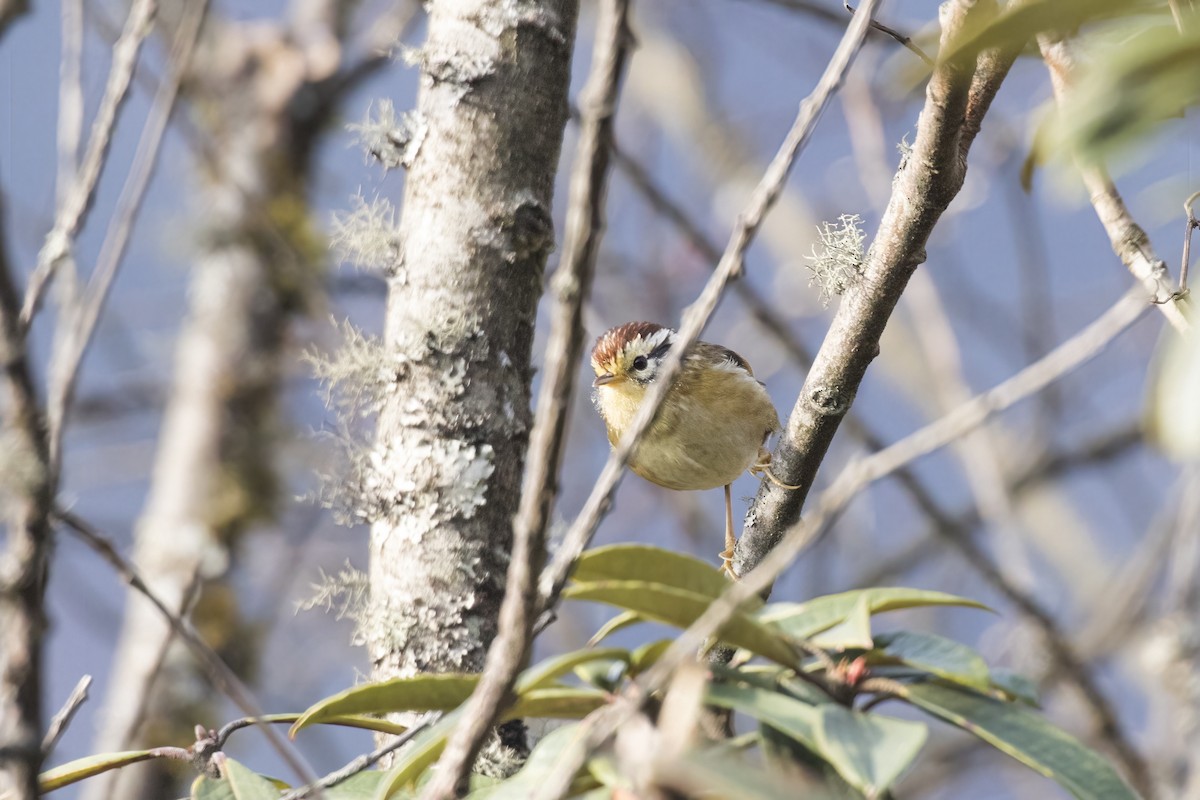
[590,321,785,575]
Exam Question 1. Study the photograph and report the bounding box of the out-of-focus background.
[1,0,1197,797]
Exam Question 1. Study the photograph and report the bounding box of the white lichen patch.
[476,0,568,45]
[805,213,866,307]
[363,437,495,537]
[348,100,427,171]
[330,195,405,277]
[437,439,495,519]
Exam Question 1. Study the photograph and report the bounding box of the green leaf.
[572,544,745,604]
[586,610,644,646]
[629,639,672,674]
[507,687,608,720]
[813,705,927,799]
[811,593,873,650]
[193,758,282,800]
[291,674,478,735]
[704,683,821,751]
[760,588,990,641]
[873,631,991,691]
[939,0,1144,67]
[516,647,630,692]
[37,750,158,792]
[900,682,1138,800]
[659,746,819,800]
[323,772,386,799]
[564,581,796,667]
[374,713,460,800]
[1047,24,1200,167]
[989,668,1041,707]
[1148,325,1200,461]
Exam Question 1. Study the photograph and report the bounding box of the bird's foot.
[718,546,739,580]
[750,448,802,490]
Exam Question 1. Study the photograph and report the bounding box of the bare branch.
[279,714,436,800]
[733,0,1018,577]
[21,0,157,329]
[55,511,321,789]
[46,0,207,473]
[1039,34,1191,335]
[41,675,91,759]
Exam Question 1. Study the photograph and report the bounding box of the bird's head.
[590,322,675,390]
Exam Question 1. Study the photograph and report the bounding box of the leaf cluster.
[30,545,1139,800]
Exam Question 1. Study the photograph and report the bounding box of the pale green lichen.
[805,213,866,307]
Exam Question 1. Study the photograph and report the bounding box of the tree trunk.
[365,0,578,770]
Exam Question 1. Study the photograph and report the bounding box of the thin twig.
[56,0,85,206]
[21,0,157,330]
[845,1,933,65]
[46,0,207,473]
[1039,34,1191,334]
[53,510,322,791]
[279,714,436,800]
[419,3,633,797]
[40,675,92,759]
[1181,189,1199,294]
[537,0,882,621]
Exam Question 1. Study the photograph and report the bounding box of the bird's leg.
[719,483,738,578]
[750,447,802,491]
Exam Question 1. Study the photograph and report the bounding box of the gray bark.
[365,0,578,765]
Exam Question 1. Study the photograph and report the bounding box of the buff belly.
[598,372,779,491]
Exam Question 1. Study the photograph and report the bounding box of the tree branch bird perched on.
[590,321,793,576]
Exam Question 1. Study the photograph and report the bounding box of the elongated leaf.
[873,631,990,691]
[1148,324,1200,461]
[193,758,282,800]
[813,705,927,799]
[990,668,1041,707]
[292,674,478,735]
[375,713,460,799]
[507,687,608,720]
[658,746,822,800]
[517,647,630,692]
[811,593,873,650]
[1047,24,1200,167]
[629,639,671,674]
[565,581,796,667]
[760,588,989,641]
[322,772,385,799]
[587,610,644,646]
[572,544,743,603]
[900,682,1137,800]
[37,750,158,793]
[704,683,821,751]
[939,0,1143,66]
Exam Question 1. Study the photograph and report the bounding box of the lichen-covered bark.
[366,0,577,759]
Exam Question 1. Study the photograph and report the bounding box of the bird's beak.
[593,373,616,387]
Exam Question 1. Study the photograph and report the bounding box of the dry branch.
[733,0,1018,575]
[1039,34,1191,335]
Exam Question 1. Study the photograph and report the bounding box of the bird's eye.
[632,355,649,371]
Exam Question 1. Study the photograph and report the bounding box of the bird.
[590,321,789,576]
